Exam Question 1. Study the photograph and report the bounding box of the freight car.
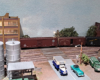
[20,37,58,48]
[58,37,86,46]
[20,37,86,49]
[86,37,100,46]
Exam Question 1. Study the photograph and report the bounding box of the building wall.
[0,13,20,48]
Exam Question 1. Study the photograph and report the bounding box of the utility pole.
[56,30,59,47]
[80,42,83,64]
[56,30,59,38]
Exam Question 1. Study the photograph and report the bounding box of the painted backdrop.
[0,0,100,37]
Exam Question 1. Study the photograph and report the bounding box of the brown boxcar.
[72,37,86,46]
[20,37,58,48]
[58,37,70,46]
[58,37,86,46]
[20,38,34,48]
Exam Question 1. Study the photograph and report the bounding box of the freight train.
[20,22,100,48]
[20,36,100,49]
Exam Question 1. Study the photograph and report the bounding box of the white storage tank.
[0,41,4,80]
[6,40,20,65]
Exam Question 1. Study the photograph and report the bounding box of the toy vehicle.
[70,65,84,77]
[52,56,68,76]
[97,57,100,62]
[89,57,100,71]
[12,78,29,80]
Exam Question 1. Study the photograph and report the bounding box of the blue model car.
[52,56,68,76]
[59,64,68,76]
[70,65,84,77]
[52,60,68,76]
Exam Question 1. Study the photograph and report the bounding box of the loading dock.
[7,61,37,80]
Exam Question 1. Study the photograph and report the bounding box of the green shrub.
[21,35,30,38]
[82,54,89,64]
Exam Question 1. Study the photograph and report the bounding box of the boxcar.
[58,37,86,46]
[20,37,58,48]
[73,37,86,46]
[86,37,100,46]
[58,37,70,46]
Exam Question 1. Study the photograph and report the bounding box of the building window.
[13,22,16,26]
[0,21,2,26]
[4,29,18,34]
[4,21,18,26]
[4,22,8,26]
[0,30,2,35]
[12,29,18,34]
[8,21,11,25]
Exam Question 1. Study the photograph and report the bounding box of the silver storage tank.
[6,41,20,65]
[0,41,4,80]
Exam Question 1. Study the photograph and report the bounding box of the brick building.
[0,13,20,48]
[95,22,100,37]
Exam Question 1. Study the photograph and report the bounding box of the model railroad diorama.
[1,40,100,80]
[0,40,100,80]
[0,13,100,80]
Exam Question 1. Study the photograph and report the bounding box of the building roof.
[7,61,35,71]
[0,13,18,18]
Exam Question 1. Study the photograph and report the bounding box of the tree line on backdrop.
[54,25,97,37]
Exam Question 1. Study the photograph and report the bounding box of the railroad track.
[20,47,100,62]
[21,49,48,63]
[41,47,69,60]
[59,47,99,59]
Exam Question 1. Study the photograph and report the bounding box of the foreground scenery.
[3,47,100,80]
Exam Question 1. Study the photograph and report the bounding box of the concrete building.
[0,13,20,48]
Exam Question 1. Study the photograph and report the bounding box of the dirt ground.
[34,62,60,80]
[79,63,100,80]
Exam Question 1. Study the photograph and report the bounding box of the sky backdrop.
[0,0,100,37]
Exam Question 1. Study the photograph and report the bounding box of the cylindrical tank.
[6,40,20,65]
[0,41,4,80]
